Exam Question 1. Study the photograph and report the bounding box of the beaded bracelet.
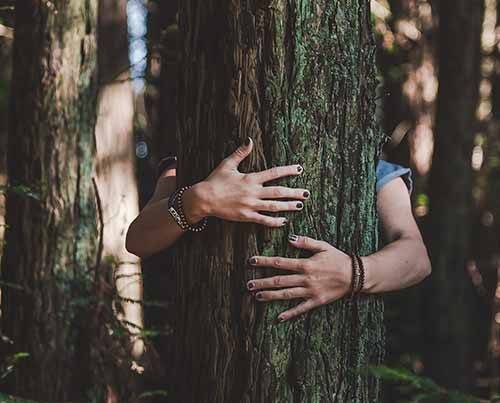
[354,254,365,294]
[167,186,208,232]
[349,253,365,299]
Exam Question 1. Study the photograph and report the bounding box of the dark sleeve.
[376,159,413,194]
[156,155,177,179]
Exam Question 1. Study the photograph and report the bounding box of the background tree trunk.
[170,1,385,402]
[423,0,484,391]
[0,1,100,399]
[96,0,142,366]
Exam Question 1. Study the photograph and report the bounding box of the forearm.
[125,182,210,258]
[361,235,431,294]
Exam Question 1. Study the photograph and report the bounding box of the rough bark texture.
[1,0,99,400]
[170,1,385,402]
[423,0,484,391]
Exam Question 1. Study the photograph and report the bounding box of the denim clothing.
[376,159,413,194]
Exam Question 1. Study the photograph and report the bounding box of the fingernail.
[303,191,310,198]
[281,218,288,226]
[278,316,286,323]
[289,234,299,242]
[247,257,257,265]
[297,165,303,173]
[245,137,251,146]
[247,281,255,290]
[255,292,263,300]
[296,202,303,209]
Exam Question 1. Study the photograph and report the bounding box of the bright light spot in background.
[472,145,484,171]
[127,0,147,93]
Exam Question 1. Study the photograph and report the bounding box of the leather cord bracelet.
[349,253,365,299]
[167,186,208,232]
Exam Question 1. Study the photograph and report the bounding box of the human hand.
[196,138,310,227]
[246,234,353,322]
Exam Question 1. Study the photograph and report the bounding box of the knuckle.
[273,258,282,267]
[268,202,278,212]
[302,262,312,273]
[273,276,281,286]
[235,147,245,158]
[273,187,284,198]
[317,295,328,305]
[270,167,279,178]
[282,290,292,299]
[240,210,252,220]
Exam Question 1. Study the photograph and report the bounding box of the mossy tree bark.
[423,0,484,392]
[170,1,385,402]
[1,1,100,400]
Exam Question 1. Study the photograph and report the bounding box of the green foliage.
[0,184,40,201]
[138,390,168,399]
[0,393,38,403]
[1,353,29,381]
[367,365,494,403]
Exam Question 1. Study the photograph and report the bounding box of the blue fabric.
[376,159,413,194]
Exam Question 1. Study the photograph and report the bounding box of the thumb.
[223,137,253,169]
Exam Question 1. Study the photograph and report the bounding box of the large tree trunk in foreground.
[170,1,385,402]
[1,1,99,399]
[423,0,484,391]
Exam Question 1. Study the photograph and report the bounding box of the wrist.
[182,181,212,225]
[360,254,376,293]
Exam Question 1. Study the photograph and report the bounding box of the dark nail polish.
[279,316,286,323]
[256,292,263,300]
[245,137,251,146]
[247,257,257,265]
[247,282,255,290]
[296,202,303,209]
[289,234,299,242]
[303,191,310,198]
[297,165,303,173]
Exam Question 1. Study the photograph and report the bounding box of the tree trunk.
[170,1,385,402]
[1,1,99,400]
[423,0,484,391]
[97,0,142,363]
[95,0,144,399]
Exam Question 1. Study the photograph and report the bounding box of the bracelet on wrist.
[349,253,365,299]
[167,186,208,232]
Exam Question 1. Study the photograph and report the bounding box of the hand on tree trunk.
[246,234,354,322]
[186,137,311,227]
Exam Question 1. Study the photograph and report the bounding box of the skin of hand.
[185,137,310,227]
[125,137,310,258]
[246,176,431,323]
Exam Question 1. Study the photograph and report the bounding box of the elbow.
[418,244,432,281]
[125,221,143,259]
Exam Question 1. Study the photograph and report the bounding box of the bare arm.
[125,138,310,258]
[362,177,431,292]
[125,164,208,258]
[245,176,431,322]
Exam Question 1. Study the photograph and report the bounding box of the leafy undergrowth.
[0,393,38,403]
